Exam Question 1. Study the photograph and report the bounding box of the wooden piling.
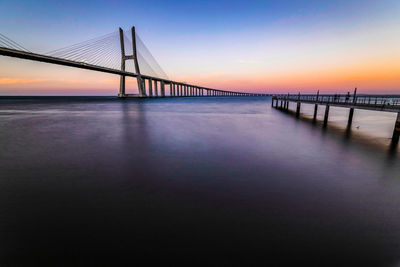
[392,112,400,142]
[323,105,330,127]
[296,102,301,117]
[313,104,318,120]
[348,108,354,128]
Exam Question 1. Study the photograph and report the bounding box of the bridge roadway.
[0,47,268,98]
[272,92,400,142]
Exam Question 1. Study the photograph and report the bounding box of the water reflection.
[276,103,398,158]
[1,97,400,266]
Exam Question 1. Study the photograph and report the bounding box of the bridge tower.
[118,27,146,98]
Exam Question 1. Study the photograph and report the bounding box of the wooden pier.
[272,89,400,142]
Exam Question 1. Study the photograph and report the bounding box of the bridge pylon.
[118,26,145,98]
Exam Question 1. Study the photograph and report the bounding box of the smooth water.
[0,96,400,266]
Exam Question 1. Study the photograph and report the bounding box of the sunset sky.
[0,0,399,95]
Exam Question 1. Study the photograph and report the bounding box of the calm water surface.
[1,96,400,266]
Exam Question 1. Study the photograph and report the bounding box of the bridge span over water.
[0,27,268,98]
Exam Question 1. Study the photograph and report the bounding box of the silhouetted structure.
[272,89,400,142]
[0,27,269,98]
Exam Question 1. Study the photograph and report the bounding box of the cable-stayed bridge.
[0,27,268,98]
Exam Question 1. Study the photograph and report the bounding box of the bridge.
[0,27,268,98]
[272,89,400,142]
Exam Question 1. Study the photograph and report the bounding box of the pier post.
[296,102,301,117]
[392,112,400,142]
[313,104,318,121]
[271,98,274,107]
[324,105,330,127]
[348,108,354,128]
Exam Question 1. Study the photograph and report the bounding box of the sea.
[0,96,400,266]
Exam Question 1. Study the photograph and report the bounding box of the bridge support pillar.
[154,80,158,97]
[392,112,400,142]
[348,108,354,128]
[139,78,146,97]
[296,102,301,117]
[313,104,318,120]
[324,105,330,127]
[148,79,153,97]
[118,75,126,97]
[161,81,165,97]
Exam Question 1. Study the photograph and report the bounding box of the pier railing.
[273,94,400,111]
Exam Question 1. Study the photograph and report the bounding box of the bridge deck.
[0,47,268,97]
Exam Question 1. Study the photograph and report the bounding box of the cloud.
[0,78,48,84]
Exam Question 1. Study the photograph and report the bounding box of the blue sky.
[0,0,399,94]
